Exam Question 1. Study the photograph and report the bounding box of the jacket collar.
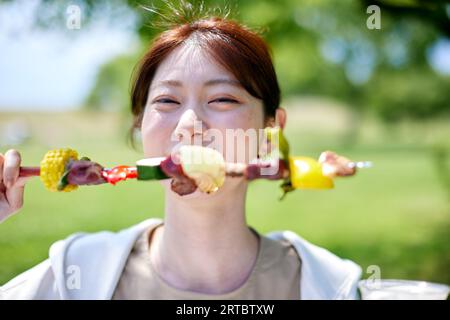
[267,230,361,299]
[50,218,162,299]
[50,218,361,300]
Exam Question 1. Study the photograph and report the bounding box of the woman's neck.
[149,181,260,294]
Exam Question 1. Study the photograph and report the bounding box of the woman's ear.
[265,108,287,129]
[275,107,287,130]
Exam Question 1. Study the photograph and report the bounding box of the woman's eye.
[155,98,179,104]
[209,98,239,104]
[152,98,180,112]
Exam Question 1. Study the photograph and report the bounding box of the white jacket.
[0,218,362,300]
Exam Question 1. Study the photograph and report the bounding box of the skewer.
[347,161,373,169]
[16,146,372,197]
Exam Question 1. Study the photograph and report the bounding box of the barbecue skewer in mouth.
[18,140,372,197]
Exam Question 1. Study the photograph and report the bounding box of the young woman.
[0,13,361,300]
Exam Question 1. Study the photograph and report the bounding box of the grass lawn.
[1,103,449,286]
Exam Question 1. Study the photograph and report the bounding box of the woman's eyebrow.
[203,78,241,87]
[151,80,183,90]
[151,78,242,90]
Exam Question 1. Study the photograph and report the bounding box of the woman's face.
[141,43,266,164]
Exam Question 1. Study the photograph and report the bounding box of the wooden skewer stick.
[19,166,41,177]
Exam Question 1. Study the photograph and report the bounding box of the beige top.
[112,223,301,300]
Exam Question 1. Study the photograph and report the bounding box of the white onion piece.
[178,146,226,193]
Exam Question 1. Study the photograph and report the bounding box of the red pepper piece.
[102,165,138,185]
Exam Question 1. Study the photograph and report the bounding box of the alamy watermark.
[168,119,281,176]
[366,5,381,30]
[66,5,81,30]
[66,264,81,290]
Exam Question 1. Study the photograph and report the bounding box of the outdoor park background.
[0,0,449,286]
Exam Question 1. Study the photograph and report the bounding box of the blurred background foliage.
[0,0,449,286]
[10,0,449,122]
[85,0,450,122]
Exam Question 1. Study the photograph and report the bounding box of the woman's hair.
[130,1,281,143]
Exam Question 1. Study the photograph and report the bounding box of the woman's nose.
[172,109,208,143]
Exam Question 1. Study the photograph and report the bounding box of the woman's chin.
[160,177,246,200]
[159,179,214,199]
[175,188,214,200]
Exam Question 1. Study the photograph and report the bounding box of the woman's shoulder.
[1,218,163,300]
[265,230,362,300]
[49,218,163,267]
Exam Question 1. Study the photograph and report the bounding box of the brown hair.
[130,12,281,143]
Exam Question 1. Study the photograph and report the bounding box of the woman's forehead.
[153,44,237,85]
